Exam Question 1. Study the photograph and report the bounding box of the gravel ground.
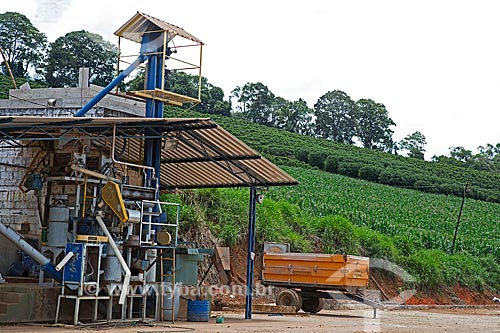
[1,308,500,333]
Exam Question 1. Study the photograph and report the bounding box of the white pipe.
[0,223,49,265]
[96,216,130,305]
[55,251,74,271]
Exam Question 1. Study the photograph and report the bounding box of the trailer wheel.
[276,289,302,312]
[301,297,324,313]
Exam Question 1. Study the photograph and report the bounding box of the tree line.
[0,11,498,171]
[230,82,429,159]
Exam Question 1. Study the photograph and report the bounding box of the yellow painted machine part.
[75,235,109,243]
[102,181,129,223]
[157,231,172,245]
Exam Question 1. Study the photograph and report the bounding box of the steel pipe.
[70,164,122,184]
[111,124,156,182]
[75,54,148,117]
[96,216,130,305]
[55,251,74,271]
[0,222,62,281]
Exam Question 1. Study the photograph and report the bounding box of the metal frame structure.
[0,12,298,323]
[115,12,204,105]
[0,116,297,321]
[0,117,297,190]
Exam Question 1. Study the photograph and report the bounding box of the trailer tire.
[301,297,324,313]
[276,289,302,312]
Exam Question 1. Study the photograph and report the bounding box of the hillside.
[212,114,500,203]
[163,108,500,297]
[166,108,500,203]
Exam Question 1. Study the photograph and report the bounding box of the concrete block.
[3,201,14,209]
[1,291,21,303]
[0,302,11,314]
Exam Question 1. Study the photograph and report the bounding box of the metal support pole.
[144,54,157,186]
[245,186,257,319]
[451,182,469,254]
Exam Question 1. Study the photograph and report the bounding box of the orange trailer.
[262,244,383,314]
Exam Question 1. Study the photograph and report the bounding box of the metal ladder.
[159,247,176,322]
[138,200,180,322]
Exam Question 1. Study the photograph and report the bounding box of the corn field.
[268,166,500,258]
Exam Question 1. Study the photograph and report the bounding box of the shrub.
[378,168,393,185]
[400,249,499,290]
[413,179,438,193]
[324,155,338,173]
[393,234,422,257]
[358,165,381,182]
[218,222,240,246]
[354,227,398,260]
[311,215,359,255]
[400,249,448,287]
[308,151,328,169]
[295,148,310,163]
[378,168,414,187]
[268,156,314,169]
[337,162,359,178]
[265,146,293,157]
[439,183,463,196]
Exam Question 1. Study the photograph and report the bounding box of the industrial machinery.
[0,12,205,325]
[262,243,383,316]
[0,11,298,324]
[43,137,183,324]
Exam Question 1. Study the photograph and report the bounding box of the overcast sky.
[4,0,500,159]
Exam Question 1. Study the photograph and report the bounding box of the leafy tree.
[273,98,314,135]
[449,146,473,163]
[125,68,146,91]
[355,98,396,152]
[470,143,500,172]
[438,144,500,172]
[231,82,275,125]
[0,12,47,78]
[313,90,357,144]
[476,144,500,171]
[398,131,427,159]
[44,30,117,87]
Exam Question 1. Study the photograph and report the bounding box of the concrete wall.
[3,85,145,117]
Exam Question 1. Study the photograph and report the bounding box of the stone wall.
[0,145,43,273]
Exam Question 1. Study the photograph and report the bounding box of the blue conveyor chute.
[75,54,148,117]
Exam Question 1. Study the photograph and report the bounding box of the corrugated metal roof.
[0,116,297,189]
[115,12,203,44]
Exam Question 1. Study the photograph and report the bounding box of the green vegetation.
[271,167,500,259]
[0,74,47,98]
[165,108,500,204]
[165,169,500,292]
[162,108,500,293]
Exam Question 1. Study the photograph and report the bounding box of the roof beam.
[161,154,260,164]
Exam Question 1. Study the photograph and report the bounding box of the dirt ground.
[1,308,500,333]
